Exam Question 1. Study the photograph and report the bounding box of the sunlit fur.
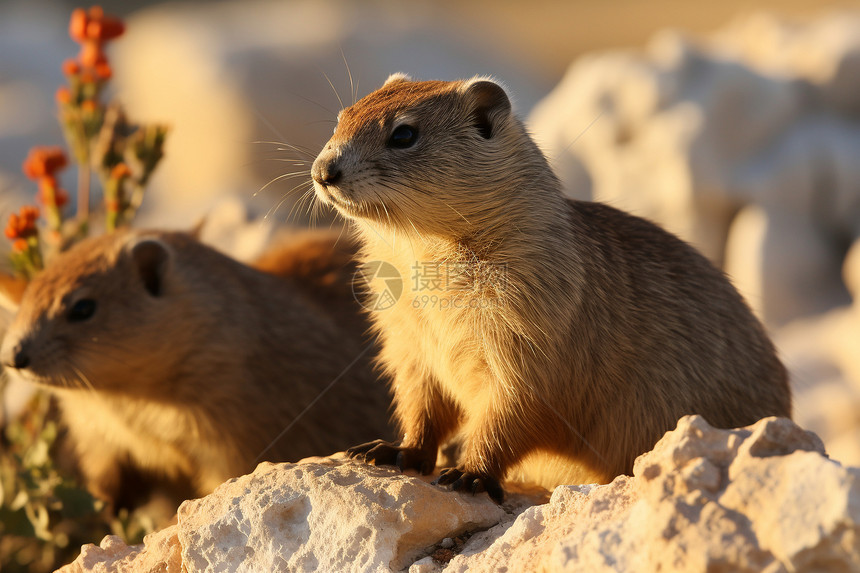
[0,229,391,504]
[312,76,792,490]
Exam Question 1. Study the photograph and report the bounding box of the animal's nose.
[311,157,342,186]
[13,347,30,369]
[0,342,29,370]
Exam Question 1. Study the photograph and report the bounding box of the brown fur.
[310,75,791,497]
[0,229,391,505]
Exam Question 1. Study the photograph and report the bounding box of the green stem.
[77,161,90,237]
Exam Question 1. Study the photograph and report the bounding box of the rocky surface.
[431,416,851,573]
[778,241,860,466]
[58,416,860,572]
[59,528,181,573]
[529,12,860,328]
[58,456,513,573]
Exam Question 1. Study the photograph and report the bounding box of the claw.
[346,439,391,462]
[345,439,435,474]
[433,467,504,503]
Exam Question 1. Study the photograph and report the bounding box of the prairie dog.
[310,74,791,501]
[0,229,390,506]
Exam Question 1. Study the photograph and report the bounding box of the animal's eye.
[68,299,97,322]
[388,125,418,149]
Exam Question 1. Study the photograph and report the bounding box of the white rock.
[445,416,856,573]
[61,459,509,573]
[62,417,860,573]
[57,527,182,573]
[177,460,507,571]
[530,14,860,326]
[724,204,849,326]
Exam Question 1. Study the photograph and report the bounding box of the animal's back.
[520,199,792,484]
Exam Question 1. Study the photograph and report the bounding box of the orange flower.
[58,188,69,207]
[79,42,106,68]
[12,239,29,253]
[4,214,19,239]
[81,99,98,113]
[69,8,90,42]
[62,58,81,76]
[69,6,124,43]
[37,185,70,208]
[68,6,124,90]
[4,207,40,240]
[21,206,40,224]
[21,206,40,222]
[56,86,72,104]
[22,147,68,180]
[87,17,124,42]
[110,163,132,179]
[94,61,112,80]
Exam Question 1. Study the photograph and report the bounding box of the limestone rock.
[777,238,860,467]
[439,416,855,573]
[724,204,849,326]
[59,458,509,573]
[60,417,860,573]
[57,527,181,573]
[529,13,860,327]
[176,460,506,571]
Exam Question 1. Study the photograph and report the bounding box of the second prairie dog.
[0,228,391,505]
[311,74,791,500]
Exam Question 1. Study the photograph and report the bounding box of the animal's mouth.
[5,365,54,387]
[314,183,365,216]
[314,183,347,206]
[3,358,86,390]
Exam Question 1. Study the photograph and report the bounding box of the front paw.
[433,467,504,503]
[346,439,435,474]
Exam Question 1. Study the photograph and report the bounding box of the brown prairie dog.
[0,228,391,507]
[310,74,791,501]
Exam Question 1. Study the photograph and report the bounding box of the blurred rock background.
[0,0,858,463]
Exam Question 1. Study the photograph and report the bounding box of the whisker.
[255,170,313,197]
[287,186,316,223]
[341,48,356,105]
[250,106,319,160]
[70,364,97,394]
[284,89,339,119]
[250,140,317,160]
[322,70,345,111]
[333,221,349,248]
[255,158,309,166]
[267,181,314,221]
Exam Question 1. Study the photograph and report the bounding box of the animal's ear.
[383,72,412,87]
[129,238,171,297]
[0,273,27,312]
[460,78,512,139]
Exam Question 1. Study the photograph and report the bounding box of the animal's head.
[0,231,178,394]
[311,75,547,237]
